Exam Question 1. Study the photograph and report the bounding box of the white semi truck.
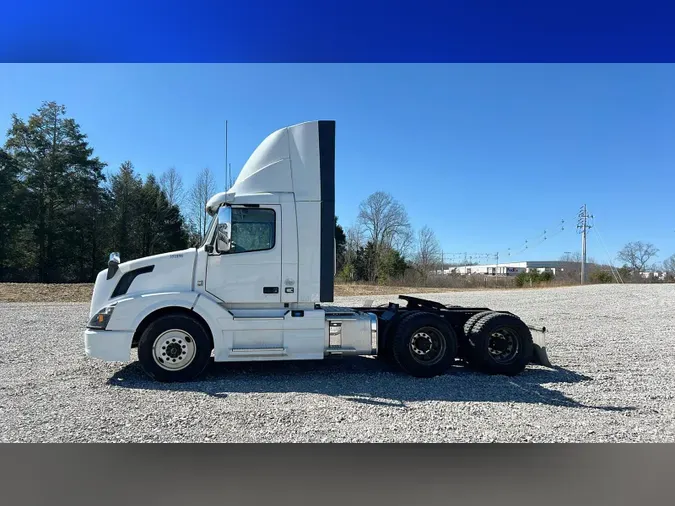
[84,120,551,382]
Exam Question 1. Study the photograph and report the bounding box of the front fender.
[104,291,227,352]
[106,291,200,333]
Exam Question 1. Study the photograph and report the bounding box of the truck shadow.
[107,357,634,412]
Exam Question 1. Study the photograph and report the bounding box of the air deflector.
[318,120,336,302]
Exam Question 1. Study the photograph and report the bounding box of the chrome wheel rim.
[152,329,197,371]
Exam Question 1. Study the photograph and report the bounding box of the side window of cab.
[230,208,276,253]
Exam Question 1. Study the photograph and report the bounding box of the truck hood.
[89,248,197,318]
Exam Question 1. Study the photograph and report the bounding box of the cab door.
[205,205,282,304]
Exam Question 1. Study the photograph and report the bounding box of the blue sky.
[1,64,673,265]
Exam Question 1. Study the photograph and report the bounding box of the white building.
[640,271,667,280]
[441,261,581,277]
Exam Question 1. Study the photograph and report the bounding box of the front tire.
[137,314,213,382]
[391,312,458,378]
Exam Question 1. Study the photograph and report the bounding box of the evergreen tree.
[335,216,346,272]
[109,161,143,260]
[4,101,107,281]
[0,150,27,280]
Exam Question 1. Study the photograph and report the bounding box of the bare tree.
[617,241,659,273]
[357,192,411,248]
[160,166,185,208]
[662,254,675,274]
[357,191,412,279]
[560,251,596,265]
[392,226,415,258]
[345,225,364,260]
[189,167,217,241]
[560,251,581,262]
[337,225,365,281]
[415,226,441,280]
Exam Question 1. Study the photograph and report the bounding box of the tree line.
[0,102,194,282]
[561,241,675,282]
[0,102,247,283]
[2,101,672,285]
[335,191,675,285]
[0,102,448,285]
[335,191,443,284]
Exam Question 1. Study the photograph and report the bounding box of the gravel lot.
[1,284,674,442]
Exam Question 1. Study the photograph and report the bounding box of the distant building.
[440,261,581,277]
[640,271,667,280]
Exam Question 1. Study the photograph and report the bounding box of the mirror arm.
[107,252,121,280]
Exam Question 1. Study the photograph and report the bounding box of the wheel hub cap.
[487,328,519,364]
[411,333,433,355]
[152,329,197,371]
[408,327,447,366]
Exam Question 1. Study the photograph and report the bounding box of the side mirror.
[215,206,232,253]
[107,252,121,280]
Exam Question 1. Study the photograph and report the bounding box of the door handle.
[263,287,279,294]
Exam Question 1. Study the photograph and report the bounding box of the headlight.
[87,304,116,330]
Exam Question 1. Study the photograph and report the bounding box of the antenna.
[225,120,229,190]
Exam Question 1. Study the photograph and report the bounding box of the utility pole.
[577,204,593,284]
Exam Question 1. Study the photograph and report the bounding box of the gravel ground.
[1,284,674,442]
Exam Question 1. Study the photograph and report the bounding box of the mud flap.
[528,325,552,368]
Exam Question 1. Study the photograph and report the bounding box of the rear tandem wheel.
[464,312,534,376]
[459,310,494,361]
[390,311,458,378]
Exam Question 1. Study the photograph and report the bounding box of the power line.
[439,211,580,268]
[591,220,624,284]
[498,218,567,260]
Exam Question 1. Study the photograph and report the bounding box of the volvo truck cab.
[84,120,550,382]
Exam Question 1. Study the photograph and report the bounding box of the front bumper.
[84,329,134,362]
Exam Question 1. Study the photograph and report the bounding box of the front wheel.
[137,314,213,382]
[391,312,458,378]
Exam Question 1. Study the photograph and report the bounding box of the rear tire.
[391,312,458,378]
[459,310,494,361]
[377,311,420,365]
[463,311,495,337]
[137,313,213,382]
[465,312,533,376]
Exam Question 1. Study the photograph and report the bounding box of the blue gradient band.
[1,0,674,62]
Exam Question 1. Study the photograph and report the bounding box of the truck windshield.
[201,214,217,247]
